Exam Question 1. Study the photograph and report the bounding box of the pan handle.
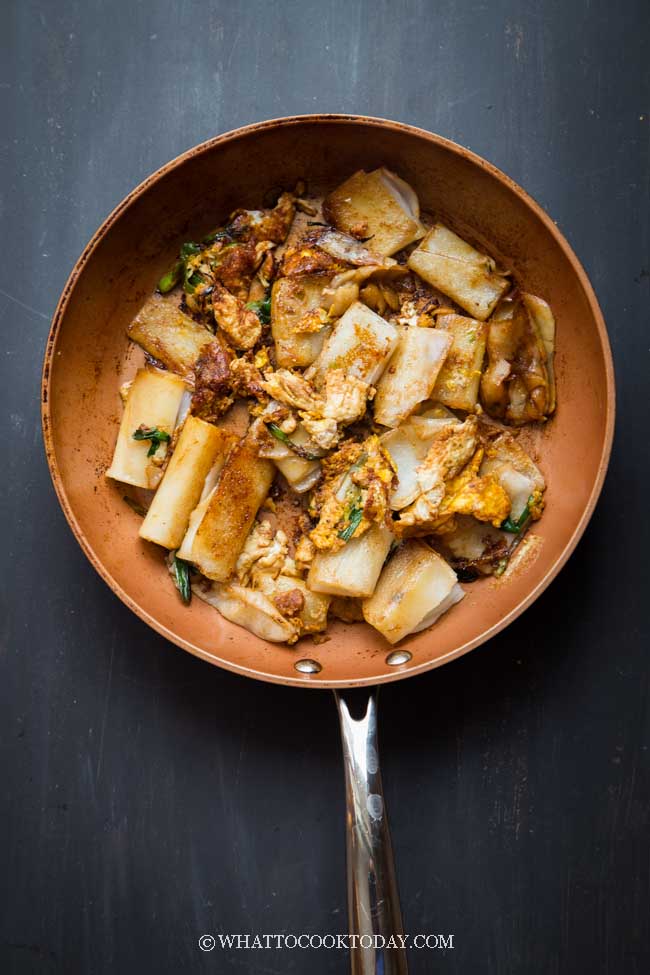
[334,687,408,974]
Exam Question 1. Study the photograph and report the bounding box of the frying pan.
[41,115,615,972]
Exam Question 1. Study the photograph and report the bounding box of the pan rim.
[41,113,616,689]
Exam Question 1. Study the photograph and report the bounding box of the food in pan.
[107,168,555,646]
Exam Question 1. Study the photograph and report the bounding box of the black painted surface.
[2,1,649,972]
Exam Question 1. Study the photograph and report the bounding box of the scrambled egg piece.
[290,307,330,334]
[394,280,454,328]
[437,448,511,527]
[309,435,396,552]
[235,521,289,587]
[351,434,396,525]
[397,297,437,328]
[295,534,316,569]
[229,191,297,245]
[398,428,511,532]
[319,440,365,481]
[301,416,339,450]
[321,369,371,424]
[398,416,479,528]
[261,367,371,451]
[260,368,324,413]
[310,494,349,552]
[479,429,546,521]
[230,354,267,401]
[212,283,262,350]
[230,520,331,642]
[253,346,271,371]
[281,244,344,278]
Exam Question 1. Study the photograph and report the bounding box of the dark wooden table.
[2,2,648,972]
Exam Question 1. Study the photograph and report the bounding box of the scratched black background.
[2,1,649,972]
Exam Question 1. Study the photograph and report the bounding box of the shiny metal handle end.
[334,687,408,975]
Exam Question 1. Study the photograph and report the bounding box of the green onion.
[184,270,205,293]
[501,495,534,534]
[158,241,204,294]
[158,259,183,293]
[336,461,368,541]
[245,297,272,325]
[180,241,201,260]
[266,422,291,445]
[266,423,320,461]
[338,505,364,542]
[171,552,192,605]
[132,425,171,457]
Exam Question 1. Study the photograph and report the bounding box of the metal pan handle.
[334,688,408,974]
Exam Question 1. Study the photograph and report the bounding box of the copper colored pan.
[41,116,615,972]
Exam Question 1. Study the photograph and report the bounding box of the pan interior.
[42,117,614,688]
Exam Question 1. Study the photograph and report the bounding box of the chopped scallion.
[171,552,192,605]
[266,422,320,461]
[338,505,364,542]
[245,297,272,325]
[132,425,171,457]
[501,495,534,534]
[158,259,183,294]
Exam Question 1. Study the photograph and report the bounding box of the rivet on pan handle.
[334,688,408,974]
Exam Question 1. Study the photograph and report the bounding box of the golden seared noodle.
[107,169,556,646]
